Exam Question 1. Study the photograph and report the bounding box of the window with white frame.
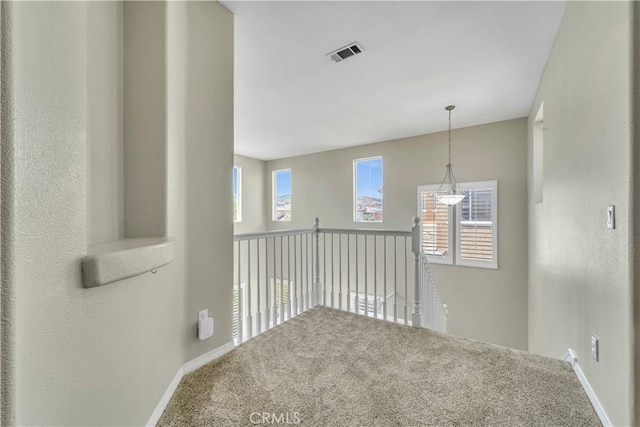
[233,166,241,222]
[273,169,291,221]
[353,156,383,222]
[456,181,497,268]
[417,180,497,269]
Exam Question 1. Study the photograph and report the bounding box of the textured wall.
[8,3,184,424]
[266,118,528,350]
[3,1,234,425]
[633,2,640,424]
[527,2,633,425]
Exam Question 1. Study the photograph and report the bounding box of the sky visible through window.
[275,170,291,197]
[274,169,291,221]
[355,157,383,222]
[356,159,382,197]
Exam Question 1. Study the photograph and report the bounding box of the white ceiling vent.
[327,42,364,63]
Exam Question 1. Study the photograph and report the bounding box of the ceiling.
[222,1,566,161]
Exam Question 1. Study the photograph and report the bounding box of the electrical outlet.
[198,309,214,340]
[591,335,599,361]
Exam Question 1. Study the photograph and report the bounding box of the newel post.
[313,217,321,306]
[411,216,422,327]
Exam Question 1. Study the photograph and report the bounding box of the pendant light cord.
[448,108,452,166]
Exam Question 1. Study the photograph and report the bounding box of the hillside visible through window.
[273,169,291,221]
[354,157,383,222]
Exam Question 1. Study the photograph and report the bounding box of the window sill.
[82,237,175,288]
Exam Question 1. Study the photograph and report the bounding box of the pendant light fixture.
[436,105,466,206]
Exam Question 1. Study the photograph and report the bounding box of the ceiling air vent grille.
[327,42,364,63]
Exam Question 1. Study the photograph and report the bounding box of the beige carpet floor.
[158,307,600,426]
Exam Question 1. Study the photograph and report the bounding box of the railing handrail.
[235,227,411,241]
[234,228,315,241]
[318,227,411,237]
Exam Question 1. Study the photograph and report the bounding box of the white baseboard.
[183,341,235,374]
[563,349,612,426]
[146,367,184,427]
[146,341,235,426]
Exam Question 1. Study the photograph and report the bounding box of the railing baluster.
[237,240,243,343]
[293,234,298,317]
[404,236,408,325]
[394,236,398,323]
[339,233,343,311]
[280,235,284,324]
[273,236,277,327]
[383,236,387,320]
[355,235,359,314]
[265,238,270,330]
[347,234,351,312]
[331,233,335,308]
[411,217,421,328]
[301,234,305,311]
[373,236,377,318]
[364,235,368,316]
[313,218,320,307]
[308,233,311,310]
[247,239,253,339]
[323,232,327,306]
[287,235,292,321]
[257,239,262,334]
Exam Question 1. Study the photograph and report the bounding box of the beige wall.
[528,2,633,425]
[3,2,233,425]
[234,154,267,234]
[123,1,167,239]
[180,0,234,362]
[633,3,640,425]
[266,118,528,350]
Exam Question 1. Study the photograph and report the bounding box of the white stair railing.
[418,253,448,333]
[233,217,447,344]
[314,217,413,325]
[233,228,316,344]
[412,216,448,333]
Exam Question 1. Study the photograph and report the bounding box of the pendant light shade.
[436,105,466,206]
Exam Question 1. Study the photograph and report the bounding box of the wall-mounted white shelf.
[82,237,175,288]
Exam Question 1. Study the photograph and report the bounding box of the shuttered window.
[417,180,497,270]
[349,292,385,316]
[417,185,453,265]
[456,181,497,269]
[232,282,244,344]
[270,278,290,322]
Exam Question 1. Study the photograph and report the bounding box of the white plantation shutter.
[349,292,385,316]
[232,283,243,343]
[270,278,290,321]
[456,181,497,269]
[417,185,453,265]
